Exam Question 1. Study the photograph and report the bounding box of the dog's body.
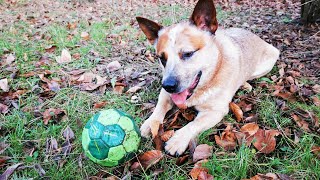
[137,0,279,155]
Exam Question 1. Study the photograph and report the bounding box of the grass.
[1,1,320,179]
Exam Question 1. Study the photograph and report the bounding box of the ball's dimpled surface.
[101,124,125,147]
[108,145,126,161]
[97,109,120,126]
[88,139,109,160]
[123,130,140,152]
[82,109,141,167]
[88,120,105,139]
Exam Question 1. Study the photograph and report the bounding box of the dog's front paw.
[140,118,161,138]
[164,129,193,156]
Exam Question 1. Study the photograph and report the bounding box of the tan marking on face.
[178,28,205,50]
[156,32,169,60]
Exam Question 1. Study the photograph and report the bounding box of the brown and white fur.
[136,0,280,156]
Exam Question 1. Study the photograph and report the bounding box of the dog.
[136,0,280,156]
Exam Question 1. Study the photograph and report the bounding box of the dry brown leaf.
[181,109,196,121]
[312,84,320,93]
[113,85,124,94]
[81,32,90,40]
[240,123,259,136]
[253,129,280,154]
[312,96,320,106]
[107,61,121,72]
[43,108,66,125]
[160,130,174,142]
[0,78,9,92]
[198,170,214,180]
[279,67,285,78]
[291,113,310,131]
[153,125,164,151]
[0,163,24,180]
[138,150,164,170]
[311,145,320,159]
[0,103,9,114]
[56,49,72,64]
[126,86,142,93]
[193,144,213,162]
[215,135,237,151]
[4,54,15,65]
[45,45,57,53]
[176,155,189,166]
[229,102,243,122]
[67,22,77,30]
[190,160,210,180]
[242,82,253,92]
[77,72,96,83]
[93,101,108,109]
[273,91,296,102]
[62,126,75,141]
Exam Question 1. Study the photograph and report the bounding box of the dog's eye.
[181,51,196,60]
[158,53,167,67]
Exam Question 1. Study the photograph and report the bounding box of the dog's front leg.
[165,109,227,156]
[140,89,173,138]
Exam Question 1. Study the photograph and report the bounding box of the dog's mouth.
[170,71,202,108]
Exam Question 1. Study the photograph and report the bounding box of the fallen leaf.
[193,144,213,162]
[153,125,164,151]
[312,84,320,93]
[279,67,285,77]
[43,108,66,125]
[198,170,214,180]
[215,135,237,151]
[188,138,198,156]
[291,113,310,131]
[63,126,75,141]
[190,160,210,180]
[106,61,121,72]
[48,81,60,92]
[311,145,320,159]
[181,109,196,121]
[130,161,142,172]
[56,49,72,64]
[45,45,57,53]
[0,142,9,154]
[113,85,124,94]
[229,102,243,122]
[0,163,23,180]
[34,164,46,177]
[138,150,164,170]
[312,96,320,106]
[0,103,9,114]
[72,53,81,60]
[160,130,174,142]
[4,54,15,65]
[273,91,296,102]
[0,78,9,92]
[240,123,259,136]
[176,155,189,166]
[242,82,253,92]
[126,86,142,93]
[253,129,280,154]
[81,32,90,40]
[61,140,72,156]
[93,101,108,109]
[45,137,58,154]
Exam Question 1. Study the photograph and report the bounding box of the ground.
[0,0,319,179]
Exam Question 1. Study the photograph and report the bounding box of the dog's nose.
[162,76,179,93]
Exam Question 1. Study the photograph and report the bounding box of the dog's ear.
[190,0,218,34]
[136,17,163,44]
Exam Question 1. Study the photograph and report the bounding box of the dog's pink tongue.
[171,89,189,109]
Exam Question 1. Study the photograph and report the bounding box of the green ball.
[82,109,141,167]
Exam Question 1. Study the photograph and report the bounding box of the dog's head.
[137,0,220,107]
